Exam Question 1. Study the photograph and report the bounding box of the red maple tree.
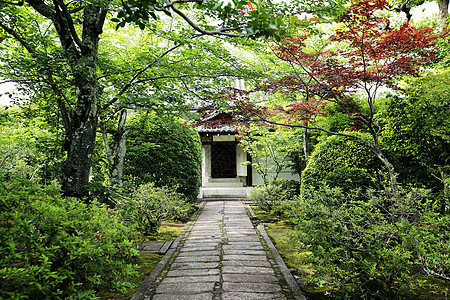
[211,0,448,191]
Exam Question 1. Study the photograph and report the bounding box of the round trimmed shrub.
[302,133,382,191]
[125,112,202,203]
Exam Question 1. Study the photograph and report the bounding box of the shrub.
[250,179,300,216]
[302,133,382,192]
[289,185,449,298]
[0,110,63,183]
[380,72,450,210]
[125,112,202,203]
[116,183,195,239]
[0,177,138,299]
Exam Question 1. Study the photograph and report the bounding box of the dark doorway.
[211,142,236,178]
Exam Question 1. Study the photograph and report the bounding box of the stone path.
[132,201,306,300]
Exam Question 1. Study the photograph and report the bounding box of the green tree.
[0,106,63,183]
[0,0,302,197]
[239,125,301,184]
[229,0,447,192]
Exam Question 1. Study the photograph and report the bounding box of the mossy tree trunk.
[41,3,107,197]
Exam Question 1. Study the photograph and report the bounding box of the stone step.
[208,178,241,183]
[201,187,251,199]
[205,178,244,188]
[205,182,244,188]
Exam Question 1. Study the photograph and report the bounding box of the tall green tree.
[0,0,303,197]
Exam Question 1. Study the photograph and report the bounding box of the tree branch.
[26,0,55,19]
[169,4,241,37]
[245,113,375,150]
[54,0,85,51]
[0,154,11,170]
[103,43,183,109]
[0,21,35,53]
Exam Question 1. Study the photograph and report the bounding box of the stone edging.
[245,203,307,300]
[131,201,206,300]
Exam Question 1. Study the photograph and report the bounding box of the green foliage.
[302,133,382,192]
[0,177,139,299]
[381,71,450,208]
[116,182,195,239]
[0,106,64,183]
[250,179,300,217]
[125,112,202,203]
[288,185,449,298]
[239,126,302,185]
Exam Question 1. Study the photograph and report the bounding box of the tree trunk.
[112,109,127,184]
[439,0,449,30]
[100,122,114,184]
[303,126,310,166]
[62,61,99,197]
[61,5,104,198]
[367,126,399,194]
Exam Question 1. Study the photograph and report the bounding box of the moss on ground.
[98,252,163,300]
[250,206,333,298]
[157,221,185,240]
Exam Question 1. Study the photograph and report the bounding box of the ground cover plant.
[0,175,196,299]
[117,182,196,240]
[0,177,139,299]
[252,183,449,299]
[98,221,188,300]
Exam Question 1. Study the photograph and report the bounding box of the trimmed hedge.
[125,112,202,203]
[302,133,382,191]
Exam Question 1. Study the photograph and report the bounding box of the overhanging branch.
[0,21,35,53]
[169,4,241,37]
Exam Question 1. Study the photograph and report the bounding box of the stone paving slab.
[223,282,283,293]
[222,273,279,283]
[222,259,271,267]
[222,292,287,300]
[155,282,216,293]
[152,293,213,300]
[174,256,220,263]
[138,241,173,254]
[132,200,306,300]
[162,275,221,284]
[177,250,220,256]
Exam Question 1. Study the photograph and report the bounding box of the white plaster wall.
[251,167,300,186]
[213,135,235,142]
[236,144,247,177]
[201,144,211,186]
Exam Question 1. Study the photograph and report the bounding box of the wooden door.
[211,142,236,178]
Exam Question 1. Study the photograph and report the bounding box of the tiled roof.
[195,124,238,133]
